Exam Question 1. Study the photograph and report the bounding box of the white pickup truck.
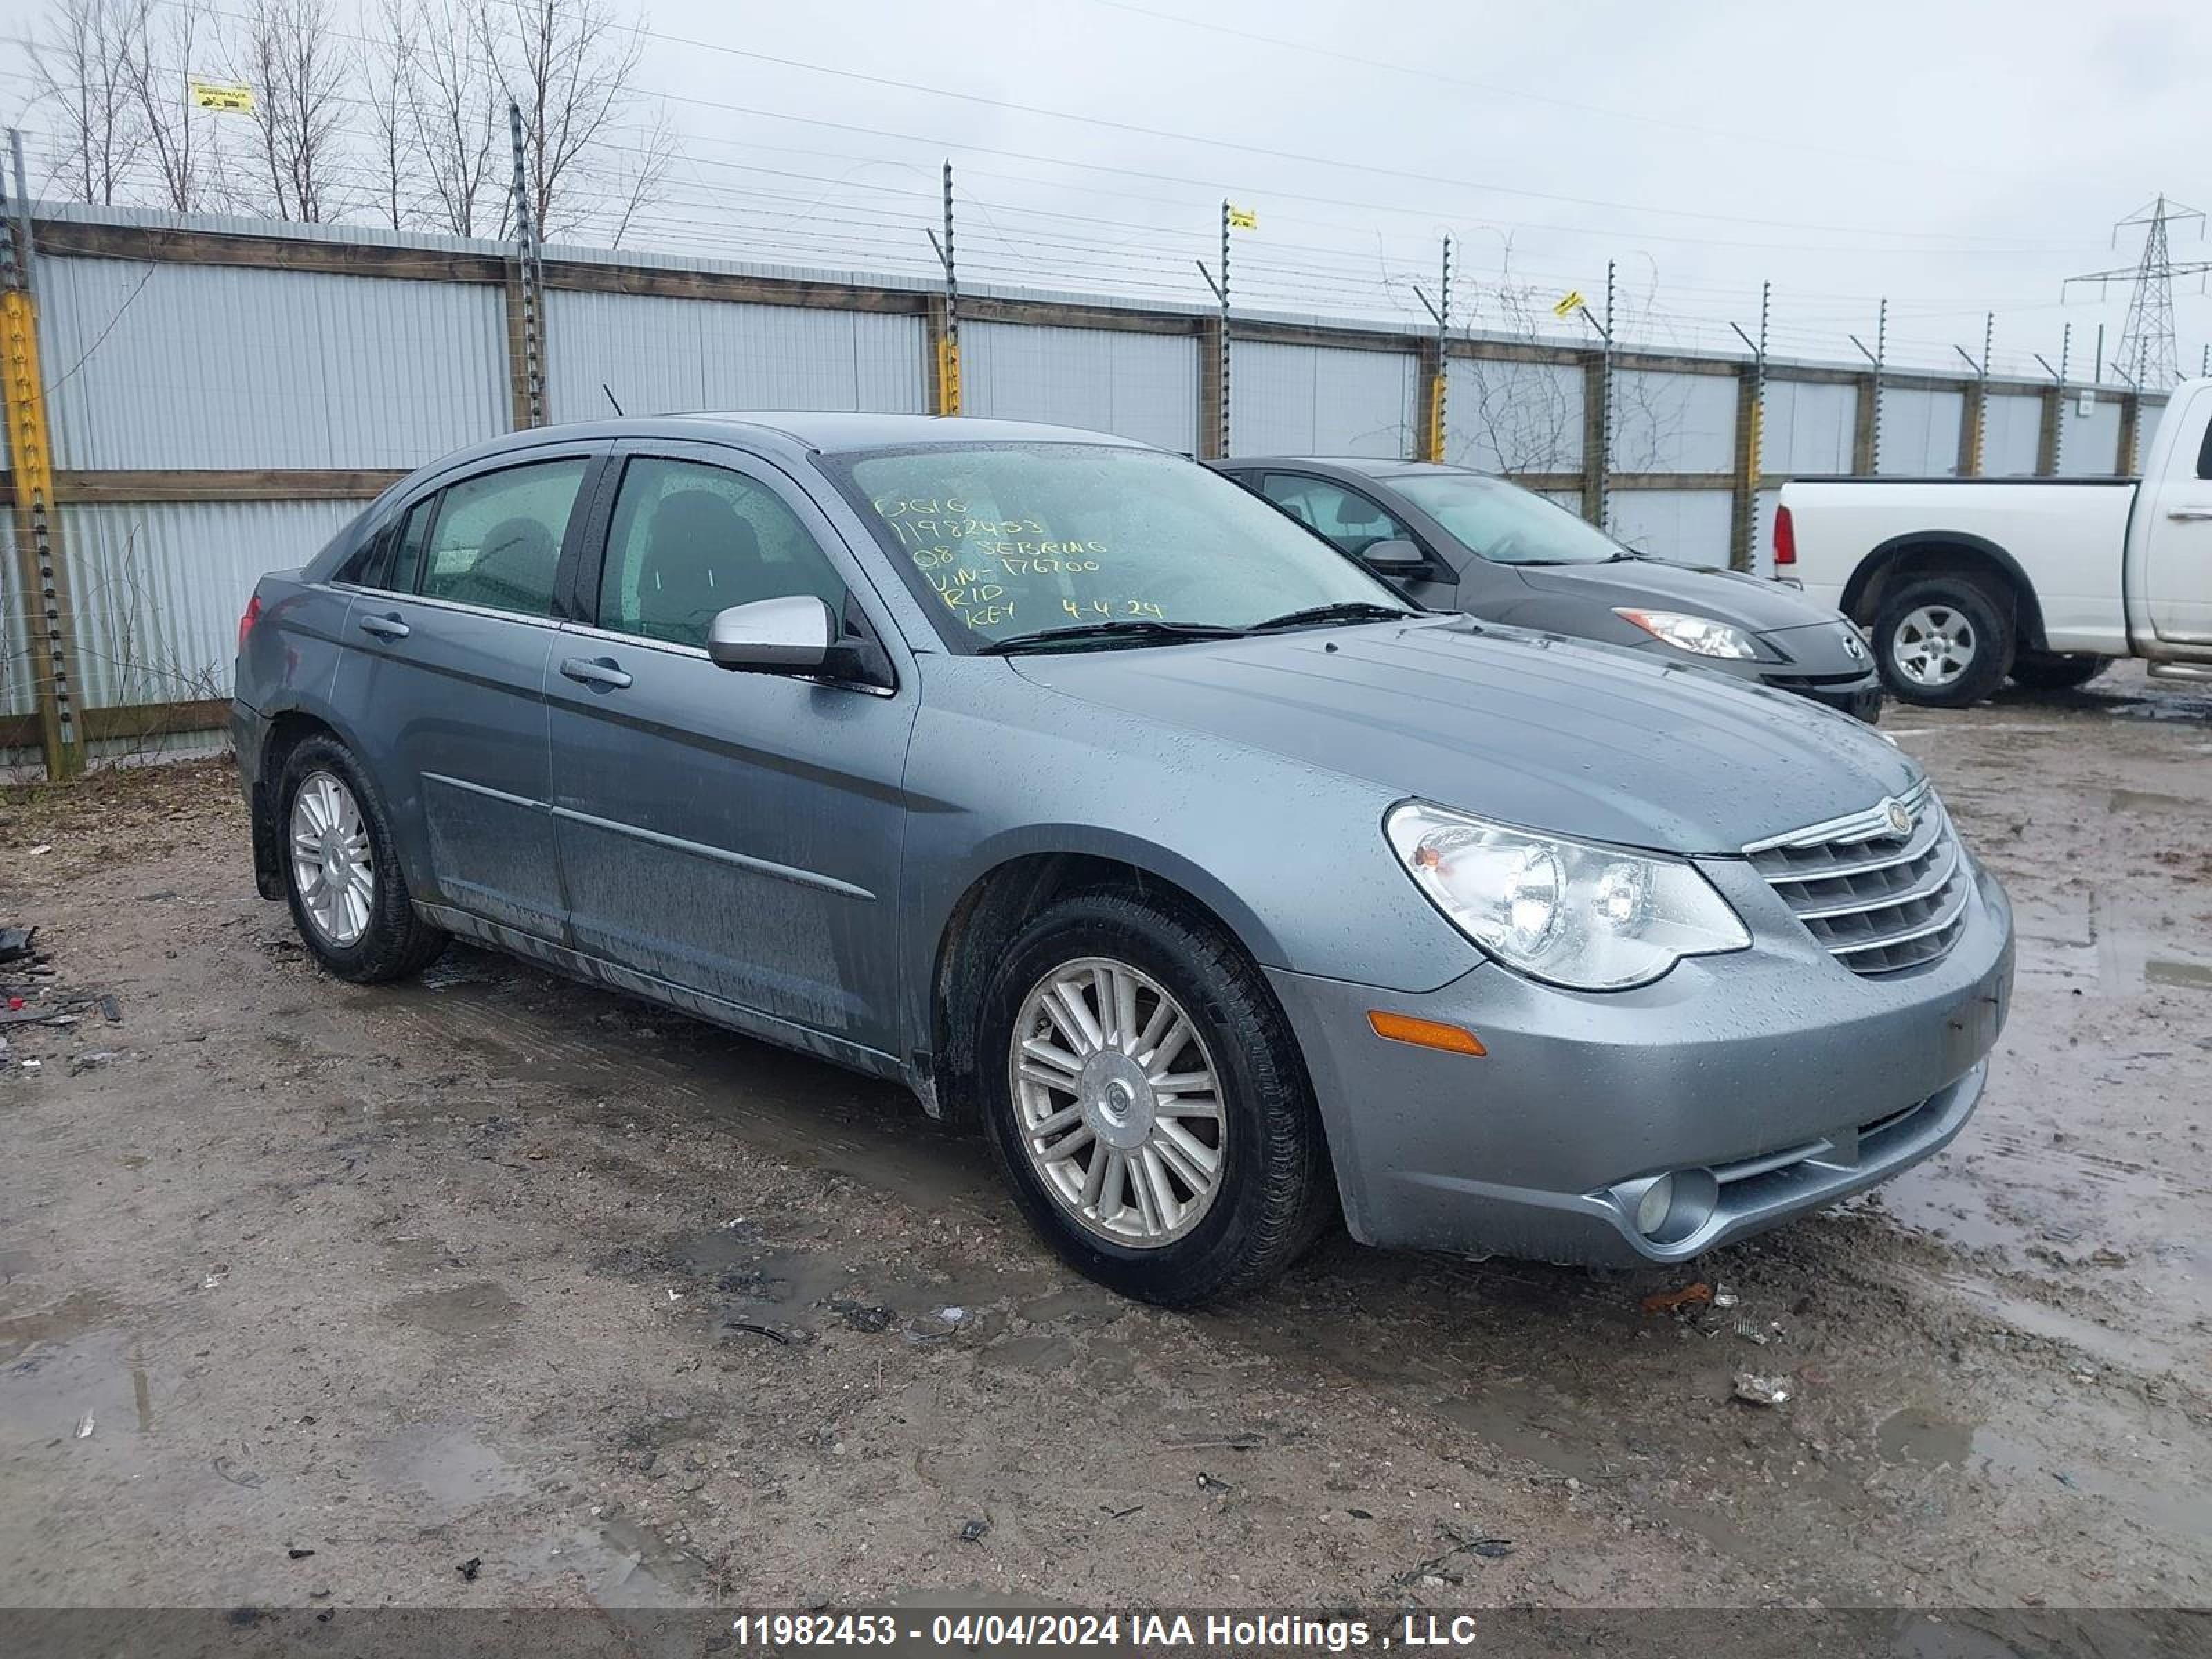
[1774,376,2212,706]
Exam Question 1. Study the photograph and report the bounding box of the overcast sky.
[6,0,2209,382]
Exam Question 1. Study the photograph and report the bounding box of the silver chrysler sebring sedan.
[234,414,2014,1305]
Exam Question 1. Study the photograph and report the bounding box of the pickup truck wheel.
[1873,578,2014,707]
[975,890,1334,1306]
[2008,652,2110,692]
[278,735,447,983]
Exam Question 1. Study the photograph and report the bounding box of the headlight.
[1385,802,1750,991]
[1614,608,1760,660]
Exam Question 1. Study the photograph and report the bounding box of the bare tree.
[601,102,675,250]
[492,0,659,241]
[234,0,352,223]
[32,0,146,205]
[360,0,416,228]
[406,0,502,236]
[118,0,221,212]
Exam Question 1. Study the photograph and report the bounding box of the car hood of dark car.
[1008,617,1917,855]
[1510,557,1841,635]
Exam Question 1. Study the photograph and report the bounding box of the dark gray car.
[234,415,2010,1306]
[1211,458,1884,721]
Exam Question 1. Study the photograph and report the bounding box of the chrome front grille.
[1744,780,1970,975]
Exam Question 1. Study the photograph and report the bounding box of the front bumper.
[1764,667,1882,723]
[1268,861,2012,1267]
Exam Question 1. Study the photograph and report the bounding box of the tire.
[975,889,1334,1306]
[2008,652,2110,692]
[1873,577,2015,708]
[276,734,447,984]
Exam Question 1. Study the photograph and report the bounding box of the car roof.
[678,411,1153,453]
[1212,456,1490,482]
[427,413,1161,474]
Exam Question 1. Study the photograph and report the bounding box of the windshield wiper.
[1246,601,1417,633]
[976,619,1248,655]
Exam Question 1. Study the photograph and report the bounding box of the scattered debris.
[99,994,122,1022]
[1102,1504,1144,1520]
[456,1557,482,1582]
[26,844,50,856]
[825,1299,894,1333]
[1732,1372,1790,1407]
[287,1548,315,1561]
[1195,1472,1231,1493]
[212,1456,264,1488]
[1347,1508,1374,1521]
[200,1266,229,1291]
[1711,1284,1742,1309]
[1162,1430,1265,1451]
[1641,1282,1712,1314]
[728,1321,794,1347]
[0,926,37,962]
[958,1518,990,1544]
[937,1306,967,1324]
[1734,1318,1771,1346]
[1390,1522,1515,1588]
[73,1412,95,1440]
[68,1051,118,1076]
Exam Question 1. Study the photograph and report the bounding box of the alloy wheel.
[1891,605,1976,688]
[1009,956,1228,1248]
[289,770,375,946]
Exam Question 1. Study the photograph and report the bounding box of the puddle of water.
[381,1281,522,1338]
[1433,1385,1619,1482]
[0,1329,153,1465]
[0,1289,124,1365]
[2108,788,2202,814]
[977,1333,1074,1375]
[365,1423,532,1521]
[2146,958,2212,991]
[523,1512,704,1606]
[1876,1406,1974,1467]
[1873,1407,2212,1540]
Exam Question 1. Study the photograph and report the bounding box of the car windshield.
[1389,472,1627,566]
[825,443,1415,650]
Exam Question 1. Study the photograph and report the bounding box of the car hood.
[1511,558,1841,635]
[1008,617,1918,854]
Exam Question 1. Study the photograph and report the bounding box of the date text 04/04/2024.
[727,1611,1510,1651]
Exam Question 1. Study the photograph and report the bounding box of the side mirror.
[706,595,833,673]
[1359,538,1425,573]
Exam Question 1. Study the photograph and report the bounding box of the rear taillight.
[1772,504,1797,568]
[237,594,262,653]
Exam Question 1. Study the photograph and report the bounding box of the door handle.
[2166,507,2212,521]
[357,612,410,640]
[559,655,633,690]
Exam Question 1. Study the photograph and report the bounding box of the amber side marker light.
[1367,1011,1487,1056]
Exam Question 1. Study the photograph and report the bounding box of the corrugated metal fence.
[0,203,2165,771]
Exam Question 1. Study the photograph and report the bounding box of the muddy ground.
[0,667,2207,1615]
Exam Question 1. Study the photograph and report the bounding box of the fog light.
[1614,1168,1719,1247]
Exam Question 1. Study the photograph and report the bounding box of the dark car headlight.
[1613,607,1760,660]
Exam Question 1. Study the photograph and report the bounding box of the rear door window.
[418,459,590,617]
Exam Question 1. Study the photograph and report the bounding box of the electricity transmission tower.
[2064,195,2209,391]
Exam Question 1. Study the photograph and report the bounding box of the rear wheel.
[277,735,446,983]
[2008,651,2110,692]
[1873,577,2015,707]
[975,890,1333,1306]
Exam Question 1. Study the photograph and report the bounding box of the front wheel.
[2008,652,2110,692]
[1873,577,2015,707]
[975,890,1334,1306]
